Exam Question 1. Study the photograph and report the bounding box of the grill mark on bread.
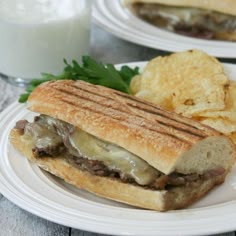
[57,83,208,139]
[115,92,206,129]
[156,120,205,138]
[71,83,209,137]
[60,97,189,144]
[53,86,201,144]
[71,84,111,100]
[53,86,205,142]
[127,103,207,138]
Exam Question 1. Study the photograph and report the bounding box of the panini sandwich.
[10,80,236,211]
[124,0,236,41]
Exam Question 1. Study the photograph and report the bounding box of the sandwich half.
[10,80,236,211]
[124,0,236,41]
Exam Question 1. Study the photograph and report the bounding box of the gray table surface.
[0,23,236,236]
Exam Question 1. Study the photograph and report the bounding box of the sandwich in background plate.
[10,80,236,211]
[124,0,236,41]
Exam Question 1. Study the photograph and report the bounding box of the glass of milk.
[0,0,92,87]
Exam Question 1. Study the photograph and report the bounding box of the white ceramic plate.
[1,62,236,236]
[93,0,236,58]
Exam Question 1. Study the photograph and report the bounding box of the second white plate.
[93,0,236,58]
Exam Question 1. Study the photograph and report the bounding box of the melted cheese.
[69,129,159,185]
[22,115,159,186]
[22,122,62,148]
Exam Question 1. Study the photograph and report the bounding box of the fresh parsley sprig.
[19,56,140,103]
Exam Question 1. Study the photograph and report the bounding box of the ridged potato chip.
[200,117,236,135]
[131,50,229,117]
[130,74,141,95]
[196,81,236,121]
[229,132,236,144]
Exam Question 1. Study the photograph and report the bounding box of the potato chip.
[130,74,174,110]
[195,81,236,121]
[228,132,236,145]
[130,74,142,95]
[200,117,236,135]
[131,50,229,117]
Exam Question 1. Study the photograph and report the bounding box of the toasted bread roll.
[10,80,236,211]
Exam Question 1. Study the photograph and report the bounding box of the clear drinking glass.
[0,0,92,87]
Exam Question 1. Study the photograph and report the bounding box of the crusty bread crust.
[123,0,236,16]
[10,129,226,211]
[27,80,229,175]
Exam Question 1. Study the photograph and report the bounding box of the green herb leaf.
[18,56,140,103]
[119,65,139,85]
[18,93,30,103]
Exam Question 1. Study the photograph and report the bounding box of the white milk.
[0,0,91,79]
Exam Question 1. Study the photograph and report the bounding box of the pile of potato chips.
[130,49,236,143]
